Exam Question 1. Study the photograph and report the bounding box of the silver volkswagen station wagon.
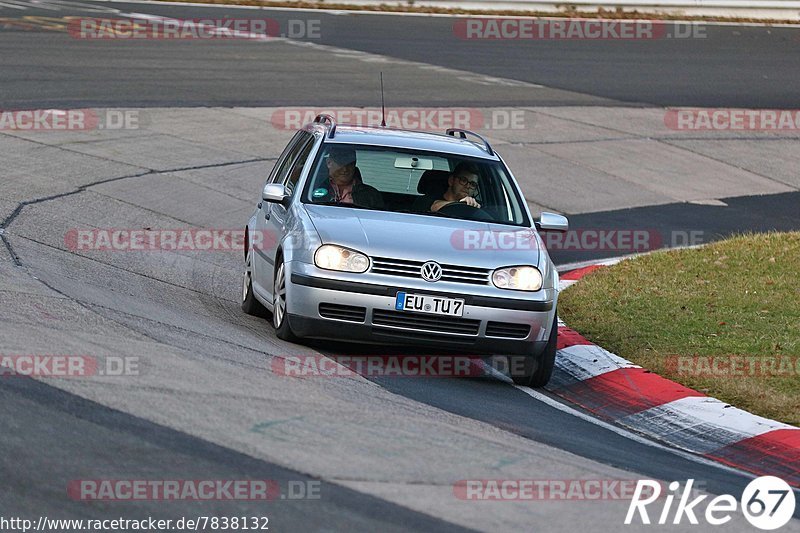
[242,115,568,387]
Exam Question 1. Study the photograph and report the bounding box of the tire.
[273,260,299,342]
[508,312,558,388]
[242,250,268,317]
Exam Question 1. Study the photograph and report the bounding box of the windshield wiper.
[313,201,373,210]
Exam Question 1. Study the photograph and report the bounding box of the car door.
[251,132,303,299]
[252,131,316,302]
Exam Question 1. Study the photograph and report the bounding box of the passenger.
[314,146,384,209]
[413,162,482,213]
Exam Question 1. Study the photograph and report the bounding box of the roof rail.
[445,129,493,156]
[313,114,337,139]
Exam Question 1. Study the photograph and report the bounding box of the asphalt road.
[1,376,472,532]
[2,2,800,531]
[1,0,800,108]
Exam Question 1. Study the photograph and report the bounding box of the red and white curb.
[551,262,800,487]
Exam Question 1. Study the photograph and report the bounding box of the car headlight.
[492,266,543,291]
[314,244,370,273]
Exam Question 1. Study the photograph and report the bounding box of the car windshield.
[302,143,530,226]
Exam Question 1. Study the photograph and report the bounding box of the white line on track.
[94,0,800,27]
[119,12,544,89]
[515,384,760,480]
[0,0,123,10]
[16,0,62,9]
[282,38,543,88]
[477,360,757,481]
[126,12,273,39]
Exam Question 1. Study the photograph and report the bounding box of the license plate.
[395,292,465,317]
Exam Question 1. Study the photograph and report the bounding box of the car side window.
[267,132,305,185]
[271,131,313,187]
[284,136,315,198]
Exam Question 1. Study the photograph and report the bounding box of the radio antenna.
[380,72,386,127]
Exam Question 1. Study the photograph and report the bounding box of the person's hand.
[459,196,481,208]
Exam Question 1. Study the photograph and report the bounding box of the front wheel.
[273,261,299,342]
[242,250,268,317]
[508,313,558,387]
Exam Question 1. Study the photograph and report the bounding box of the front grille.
[372,309,480,335]
[371,257,490,285]
[485,321,531,339]
[319,303,366,323]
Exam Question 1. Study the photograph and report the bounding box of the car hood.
[303,204,541,269]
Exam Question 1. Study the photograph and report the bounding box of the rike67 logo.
[625,477,796,530]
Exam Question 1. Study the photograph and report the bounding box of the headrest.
[417,169,450,195]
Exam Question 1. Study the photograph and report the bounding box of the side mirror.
[536,212,569,232]
[262,183,290,207]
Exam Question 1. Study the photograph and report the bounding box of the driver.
[413,162,481,213]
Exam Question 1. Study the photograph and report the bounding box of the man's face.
[449,172,479,198]
[326,157,356,185]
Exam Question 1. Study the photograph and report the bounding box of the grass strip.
[559,232,800,426]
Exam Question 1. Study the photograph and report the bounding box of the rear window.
[354,149,450,194]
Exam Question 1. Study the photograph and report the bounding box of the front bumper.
[285,263,556,356]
